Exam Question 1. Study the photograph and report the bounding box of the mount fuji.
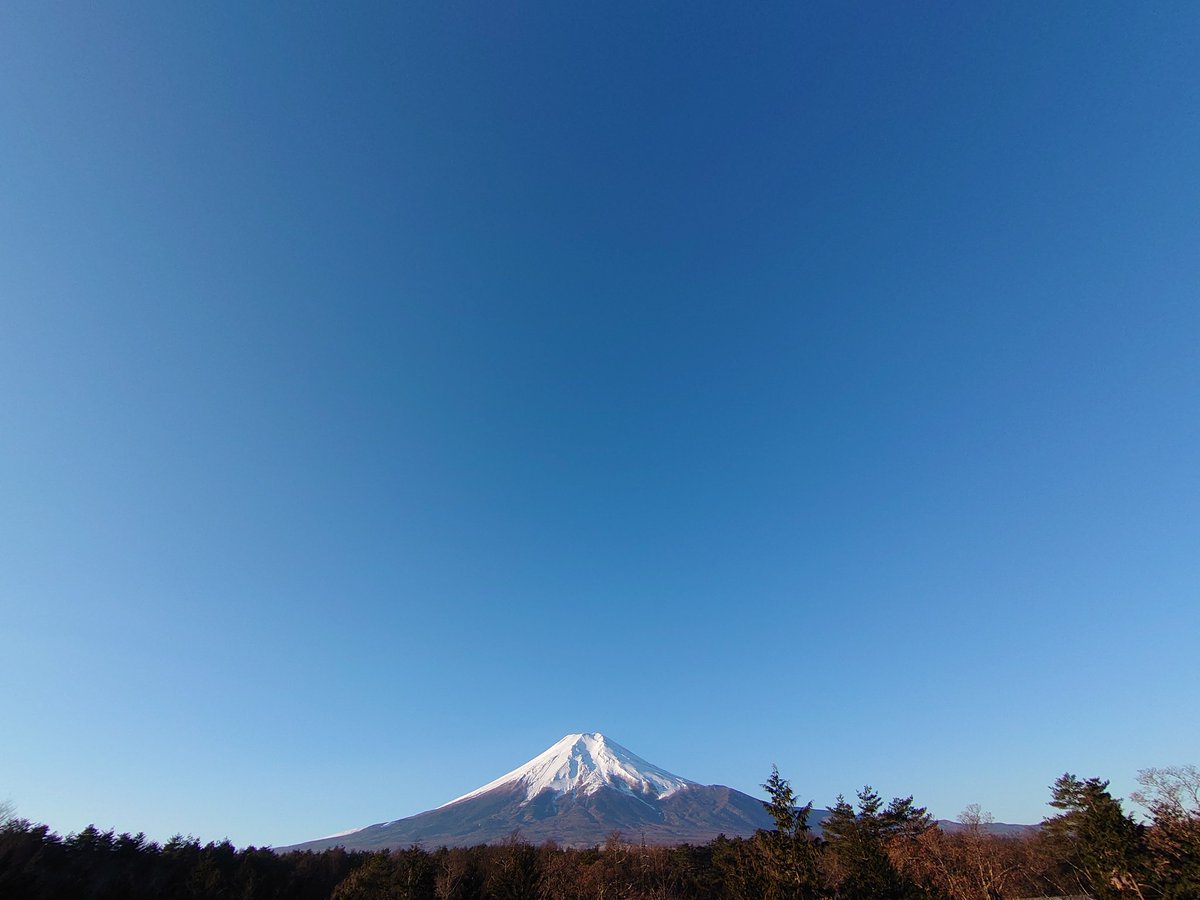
[283,732,777,850]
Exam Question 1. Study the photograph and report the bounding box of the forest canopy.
[1,765,1196,899]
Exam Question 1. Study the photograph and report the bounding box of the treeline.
[1,765,1195,899]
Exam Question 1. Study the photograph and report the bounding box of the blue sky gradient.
[2,3,1198,846]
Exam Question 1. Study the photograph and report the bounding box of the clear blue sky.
[2,2,1197,847]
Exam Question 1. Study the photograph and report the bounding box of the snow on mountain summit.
[441,732,694,808]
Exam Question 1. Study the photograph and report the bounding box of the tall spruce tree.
[759,765,819,899]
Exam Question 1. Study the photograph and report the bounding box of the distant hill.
[936,819,1036,837]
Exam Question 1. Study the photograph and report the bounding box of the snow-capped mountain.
[442,732,694,807]
[282,732,776,851]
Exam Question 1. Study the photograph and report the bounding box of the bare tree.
[898,808,1024,900]
[1132,765,1200,894]
[1132,765,1200,821]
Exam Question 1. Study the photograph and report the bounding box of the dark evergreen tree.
[331,851,397,899]
[1041,773,1150,899]
[820,786,930,900]
[484,835,540,900]
[711,834,773,900]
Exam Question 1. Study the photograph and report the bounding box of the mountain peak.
[440,732,694,808]
[285,733,776,851]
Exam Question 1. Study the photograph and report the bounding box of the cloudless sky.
[2,2,1198,848]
